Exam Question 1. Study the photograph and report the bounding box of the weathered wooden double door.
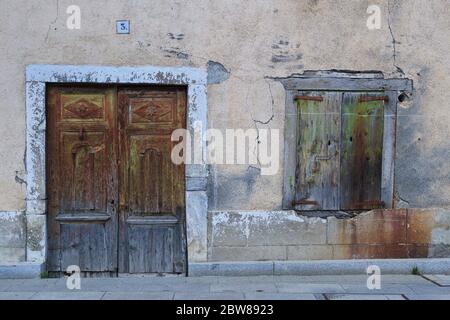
[46,85,186,275]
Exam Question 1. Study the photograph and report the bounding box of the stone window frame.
[279,71,413,211]
[25,64,208,267]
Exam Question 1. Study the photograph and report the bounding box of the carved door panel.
[46,86,118,274]
[118,87,186,274]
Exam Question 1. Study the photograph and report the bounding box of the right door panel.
[340,92,385,210]
[118,87,187,274]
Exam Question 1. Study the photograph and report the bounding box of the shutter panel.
[340,92,385,210]
[294,92,341,210]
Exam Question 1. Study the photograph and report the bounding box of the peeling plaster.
[249,79,276,168]
[26,65,207,85]
[211,210,327,242]
[207,61,230,85]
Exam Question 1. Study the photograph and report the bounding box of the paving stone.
[185,276,220,284]
[404,294,450,300]
[380,275,431,284]
[341,284,415,295]
[159,283,211,293]
[326,294,405,300]
[190,261,274,277]
[1,274,450,299]
[71,278,151,292]
[244,292,317,300]
[210,282,277,293]
[274,275,368,284]
[422,274,450,286]
[0,279,22,290]
[102,292,174,300]
[5,279,59,292]
[0,292,36,300]
[30,291,105,300]
[173,292,245,300]
[65,279,159,292]
[276,283,345,294]
[406,284,450,295]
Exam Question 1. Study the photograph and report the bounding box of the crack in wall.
[45,0,60,43]
[249,79,275,169]
[15,171,26,185]
[387,0,405,76]
[395,192,411,206]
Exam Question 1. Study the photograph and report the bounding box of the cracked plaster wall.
[0,0,449,216]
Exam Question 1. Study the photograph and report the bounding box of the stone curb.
[0,263,44,279]
[189,259,450,276]
[3,259,448,278]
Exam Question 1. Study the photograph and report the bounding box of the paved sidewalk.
[0,275,449,300]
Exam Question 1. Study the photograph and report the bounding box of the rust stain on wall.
[332,209,433,259]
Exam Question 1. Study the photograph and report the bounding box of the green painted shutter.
[294,92,341,210]
[340,92,385,210]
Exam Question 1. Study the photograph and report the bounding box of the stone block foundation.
[208,209,450,261]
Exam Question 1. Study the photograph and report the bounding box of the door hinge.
[292,199,319,206]
[358,96,389,103]
[294,95,324,102]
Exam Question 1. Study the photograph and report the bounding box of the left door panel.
[46,86,118,275]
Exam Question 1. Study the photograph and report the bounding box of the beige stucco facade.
[0,0,449,269]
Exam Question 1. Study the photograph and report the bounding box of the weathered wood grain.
[340,92,384,210]
[118,87,187,274]
[295,91,341,210]
[47,85,118,273]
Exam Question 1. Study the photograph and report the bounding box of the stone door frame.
[25,64,208,268]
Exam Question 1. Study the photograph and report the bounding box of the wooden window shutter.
[294,92,341,210]
[340,92,385,210]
